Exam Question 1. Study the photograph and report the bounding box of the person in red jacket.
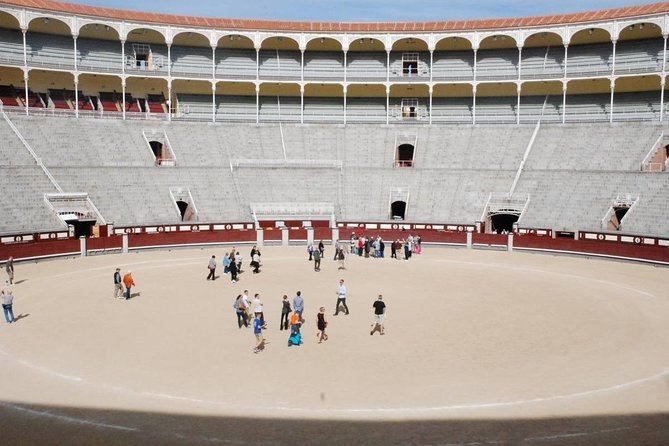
[122,271,135,300]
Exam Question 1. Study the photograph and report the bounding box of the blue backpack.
[288,332,302,346]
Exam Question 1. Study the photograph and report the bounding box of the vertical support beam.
[609,79,615,124]
[516,83,521,125]
[472,84,477,125]
[256,227,264,247]
[473,48,477,82]
[255,84,260,124]
[331,227,339,245]
[386,50,390,83]
[74,77,79,118]
[562,81,567,124]
[507,233,514,252]
[121,78,126,120]
[343,50,347,83]
[428,84,433,125]
[300,84,304,124]
[563,44,568,79]
[167,79,172,122]
[385,84,390,125]
[122,232,129,253]
[22,28,28,116]
[343,85,347,125]
[211,82,216,123]
[255,47,260,81]
[307,227,314,245]
[121,39,126,76]
[517,45,522,81]
[611,39,617,75]
[167,43,171,79]
[211,45,216,82]
[429,50,434,84]
[466,231,473,249]
[300,49,304,84]
[79,236,87,257]
[661,77,666,122]
[281,227,289,246]
[73,34,78,72]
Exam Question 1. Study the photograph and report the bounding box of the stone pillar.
[256,227,264,247]
[307,227,314,245]
[282,227,289,246]
[507,233,513,252]
[122,232,129,253]
[466,231,473,249]
[79,236,87,257]
[331,228,339,245]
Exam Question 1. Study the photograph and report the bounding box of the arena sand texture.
[0,245,668,445]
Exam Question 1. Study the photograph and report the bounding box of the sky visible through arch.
[69,0,656,22]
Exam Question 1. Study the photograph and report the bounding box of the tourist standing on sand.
[334,279,349,316]
[317,307,328,343]
[5,256,14,285]
[253,313,265,353]
[122,271,135,300]
[371,295,386,336]
[229,258,238,283]
[293,291,304,321]
[2,288,15,324]
[313,248,321,272]
[253,293,266,327]
[113,268,123,298]
[234,294,248,328]
[280,295,291,331]
[207,255,217,280]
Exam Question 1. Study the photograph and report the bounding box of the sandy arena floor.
[0,245,668,445]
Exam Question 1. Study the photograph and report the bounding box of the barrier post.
[256,228,264,247]
[507,233,514,252]
[331,228,339,245]
[307,228,314,245]
[122,233,129,253]
[79,236,87,257]
[466,231,472,249]
[282,227,289,246]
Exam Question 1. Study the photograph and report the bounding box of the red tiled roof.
[2,0,669,32]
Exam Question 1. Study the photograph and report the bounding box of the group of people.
[234,279,387,353]
[307,241,346,271]
[208,246,263,283]
[113,268,135,299]
[349,233,422,260]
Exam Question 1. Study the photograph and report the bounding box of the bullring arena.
[1,0,669,444]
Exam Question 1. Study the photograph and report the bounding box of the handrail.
[509,119,541,196]
[2,110,63,193]
[640,132,664,171]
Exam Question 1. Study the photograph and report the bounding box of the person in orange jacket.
[122,270,135,300]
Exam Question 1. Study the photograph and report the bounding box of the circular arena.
[0,0,668,444]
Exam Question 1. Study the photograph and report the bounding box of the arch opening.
[390,201,406,220]
[395,144,414,167]
[490,213,519,234]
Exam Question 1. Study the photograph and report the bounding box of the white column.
[282,227,289,246]
[507,233,514,252]
[609,79,615,124]
[23,70,29,116]
[516,83,521,125]
[663,35,667,73]
[429,50,434,83]
[73,35,78,72]
[300,49,304,83]
[79,236,87,257]
[256,84,260,124]
[562,81,567,124]
[386,50,390,83]
[428,84,433,125]
[386,84,390,125]
[466,231,472,249]
[74,77,79,118]
[611,39,617,75]
[343,85,347,125]
[473,48,477,82]
[22,28,28,116]
[122,233,129,253]
[121,39,126,75]
[563,44,568,78]
[212,46,216,80]
[256,227,264,247]
[472,84,477,125]
[211,82,216,122]
[121,78,126,120]
[517,45,522,80]
[343,50,347,83]
[300,84,304,124]
[661,77,666,122]
[256,47,260,80]
[167,79,172,122]
[167,43,171,78]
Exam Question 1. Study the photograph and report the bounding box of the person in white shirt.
[253,293,266,327]
[334,279,349,316]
